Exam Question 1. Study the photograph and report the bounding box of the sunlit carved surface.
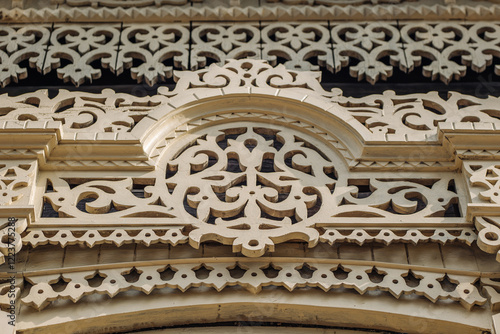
[20,260,486,311]
[2,22,500,86]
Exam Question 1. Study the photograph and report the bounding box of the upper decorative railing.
[1,22,500,87]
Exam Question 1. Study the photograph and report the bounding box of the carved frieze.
[1,22,500,86]
[20,260,486,311]
[53,0,197,7]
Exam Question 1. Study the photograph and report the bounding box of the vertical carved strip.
[0,160,37,265]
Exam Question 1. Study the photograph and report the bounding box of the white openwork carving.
[161,123,338,256]
[43,25,121,87]
[0,25,50,88]
[43,177,176,218]
[0,162,35,207]
[117,24,190,86]
[401,22,500,84]
[0,161,36,265]
[333,90,500,140]
[475,217,500,259]
[330,22,405,84]
[261,22,334,72]
[1,60,499,144]
[1,22,500,86]
[21,260,486,311]
[162,59,335,97]
[190,23,260,70]
[23,227,187,248]
[466,162,500,206]
[39,116,464,256]
[320,227,476,246]
[0,89,163,133]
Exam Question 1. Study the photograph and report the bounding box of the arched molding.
[15,288,492,334]
[134,92,362,167]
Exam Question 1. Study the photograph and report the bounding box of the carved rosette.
[158,123,341,256]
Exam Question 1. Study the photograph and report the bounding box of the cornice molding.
[1,3,500,23]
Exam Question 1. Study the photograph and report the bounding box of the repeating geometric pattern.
[53,0,196,6]
[1,22,500,86]
[3,3,500,24]
[20,261,486,311]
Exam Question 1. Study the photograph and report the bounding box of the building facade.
[1,0,500,333]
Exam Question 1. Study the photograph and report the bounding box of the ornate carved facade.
[1,0,500,333]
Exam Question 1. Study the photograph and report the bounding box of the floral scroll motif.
[162,59,335,97]
[330,22,405,84]
[43,25,121,87]
[162,124,340,256]
[261,23,334,72]
[190,23,260,70]
[333,90,500,140]
[0,162,36,207]
[117,24,190,86]
[0,89,163,133]
[153,122,461,256]
[43,177,176,219]
[466,163,500,205]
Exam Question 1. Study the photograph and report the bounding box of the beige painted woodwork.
[1,0,500,331]
[2,22,500,86]
[1,1,500,22]
[0,59,498,333]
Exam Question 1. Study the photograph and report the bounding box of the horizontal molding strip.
[1,21,500,87]
[1,3,500,23]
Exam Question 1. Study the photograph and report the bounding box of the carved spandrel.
[36,116,466,256]
[0,89,164,133]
